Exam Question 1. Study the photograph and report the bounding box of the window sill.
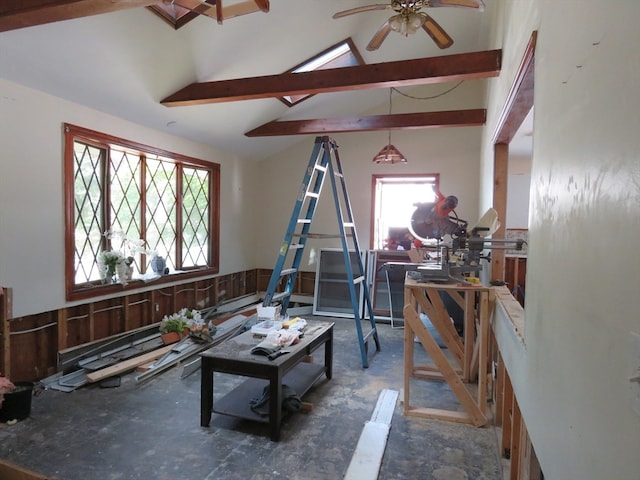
[67,267,218,302]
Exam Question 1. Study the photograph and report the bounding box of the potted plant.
[159,314,190,344]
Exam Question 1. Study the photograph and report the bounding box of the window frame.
[278,38,365,107]
[369,173,440,250]
[63,123,220,301]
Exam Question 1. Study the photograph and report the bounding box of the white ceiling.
[0,1,497,161]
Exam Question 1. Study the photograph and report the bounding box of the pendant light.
[373,88,407,164]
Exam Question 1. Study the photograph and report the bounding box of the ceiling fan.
[333,0,485,51]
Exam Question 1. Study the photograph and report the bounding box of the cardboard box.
[257,305,281,321]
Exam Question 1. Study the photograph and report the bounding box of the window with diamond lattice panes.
[64,124,220,300]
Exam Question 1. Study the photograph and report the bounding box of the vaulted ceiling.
[0,1,499,160]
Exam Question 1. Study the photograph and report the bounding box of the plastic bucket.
[0,381,34,422]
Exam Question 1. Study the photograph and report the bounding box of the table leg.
[325,328,333,379]
[200,359,213,427]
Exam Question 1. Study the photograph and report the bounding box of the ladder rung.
[272,291,290,302]
[294,233,342,239]
[343,222,354,228]
[289,243,304,250]
[362,329,377,343]
[334,171,343,178]
[280,268,297,277]
[306,192,319,199]
[353,275,365,285]
[297,219,311,224]
[314,164,327,173]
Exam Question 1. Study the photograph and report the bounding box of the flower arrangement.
[97,250,131,285]
[159,308,216,343]
[159,311,190,335]
[98,229,154,286]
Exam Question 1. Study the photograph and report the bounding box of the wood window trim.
[63,123,220,302]
[369,173,441,250]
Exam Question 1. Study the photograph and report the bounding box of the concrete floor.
[0,318,504,480]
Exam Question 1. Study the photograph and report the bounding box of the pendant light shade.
[373,143,407,164]
[373,88,408,164]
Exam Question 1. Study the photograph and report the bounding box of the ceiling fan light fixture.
[389,14,405,33]
[389,12,425,36]
[408,12,426,29]
[373,144,408,164]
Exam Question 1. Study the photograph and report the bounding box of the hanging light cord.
[391,80,464,100]
[387,87,393,145]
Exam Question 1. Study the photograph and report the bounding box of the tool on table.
[267,350,290,361]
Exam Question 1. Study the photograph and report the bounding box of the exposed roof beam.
[162,49,502,107]
[0,0,157,32]
[245,109,486,137]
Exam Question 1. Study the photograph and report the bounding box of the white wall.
[0,79,259,318]
[255,80,487,272]
[484,1,640,479]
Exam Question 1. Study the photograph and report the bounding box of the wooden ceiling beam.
[161,49,502,107]
[245,109,486,137]
[0,0,157,32]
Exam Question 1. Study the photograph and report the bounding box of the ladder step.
[280,268,297,277]
[272,291,290,303]
[297,219,311,224]
[306,192,319,199]
[289,244,304,250]
[343,222,354,228]
[353,275,365,285]
[362,329,377,343]
[293,233,343,239]
[314,164,327,173]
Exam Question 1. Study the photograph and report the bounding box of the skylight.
[279,38,365,107]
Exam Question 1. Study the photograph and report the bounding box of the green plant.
[159,315,189,334]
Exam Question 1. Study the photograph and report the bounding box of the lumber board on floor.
[344,389,398,480]
[85,344,174,383]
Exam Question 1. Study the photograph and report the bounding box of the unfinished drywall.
[483,1,640,478]
[0,79,259,318]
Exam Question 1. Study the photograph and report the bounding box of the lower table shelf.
[212,362,326,423]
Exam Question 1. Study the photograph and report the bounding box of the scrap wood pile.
[42,307,254,392]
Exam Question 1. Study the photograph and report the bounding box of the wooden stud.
[501,372,514,458]
[403,304,486,427]
[478,291,490,412]
[510,396,522,480]
[1,287,11,377]
[495,353,505,427]
[57,308,68,352]
[463,290,475,382]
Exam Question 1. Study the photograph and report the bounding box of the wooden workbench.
[403,275,493,427]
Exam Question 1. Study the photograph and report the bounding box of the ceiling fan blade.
[333,4,390,19]
[427,0,485,10]
[422,14,453,49]
[367,20,392,51]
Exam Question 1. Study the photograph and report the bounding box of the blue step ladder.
[262,136,380,368]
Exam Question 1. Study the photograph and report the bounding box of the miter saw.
[406,190,525,283]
